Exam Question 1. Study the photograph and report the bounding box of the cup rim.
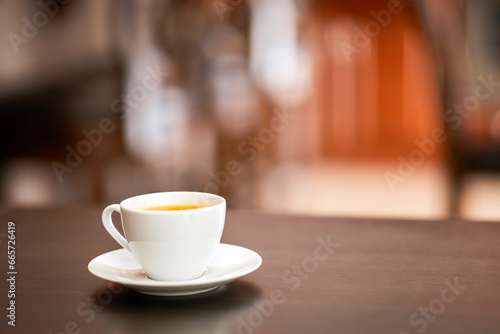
[119,191,225,214]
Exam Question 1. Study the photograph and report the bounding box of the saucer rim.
[88,243,262,294]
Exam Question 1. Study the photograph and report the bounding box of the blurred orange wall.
[308,0,442,160]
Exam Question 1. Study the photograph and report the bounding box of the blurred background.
[1,0,500,220]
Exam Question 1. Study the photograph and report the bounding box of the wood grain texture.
[0,207,499,334]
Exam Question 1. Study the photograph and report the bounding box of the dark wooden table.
[1,207,499,334]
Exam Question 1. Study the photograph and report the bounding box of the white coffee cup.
[102,191,226,281]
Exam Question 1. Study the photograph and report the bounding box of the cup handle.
[102,204,131,252]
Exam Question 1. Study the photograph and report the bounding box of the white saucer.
[88,243,262,296]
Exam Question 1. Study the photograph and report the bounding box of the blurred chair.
[419,0,500,215]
